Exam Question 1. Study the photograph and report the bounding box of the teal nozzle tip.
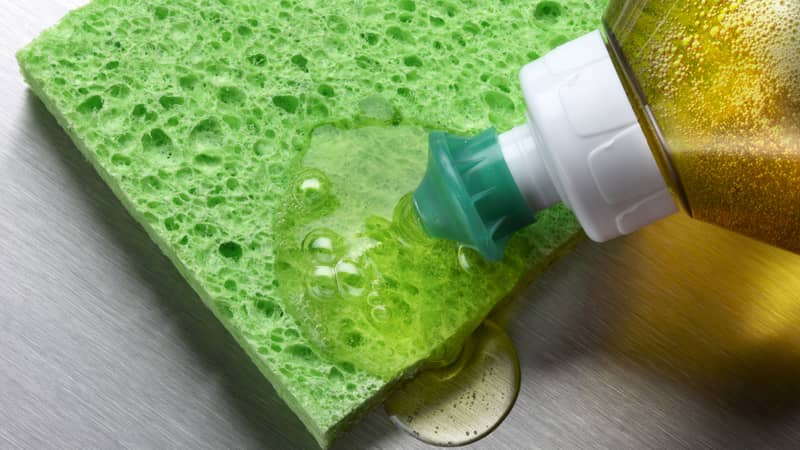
[413,128,536,262]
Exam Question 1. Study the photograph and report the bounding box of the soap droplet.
[457,245,494,274]
[370,304,391,323]
[292,169,332,207]
[365,292,411,329]
[385,321,520,446]
[336,259,367,298]
[303,229,343,264]
[306,266,338,300]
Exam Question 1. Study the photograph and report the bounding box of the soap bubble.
[370,304,391,323]
[365,291,412,329]
[336,259,367,298]
[306,265,338,300]
[303,228,343,264]
[292,168,332,207]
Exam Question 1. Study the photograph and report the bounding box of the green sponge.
[17,0,605,446]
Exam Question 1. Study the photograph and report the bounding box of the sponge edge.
[17,0,605,446]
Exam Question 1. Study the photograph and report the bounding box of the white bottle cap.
[499,30,677,242]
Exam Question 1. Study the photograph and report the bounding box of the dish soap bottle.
[414,0,800,261]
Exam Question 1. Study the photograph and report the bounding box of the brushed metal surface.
[5,2,800,449]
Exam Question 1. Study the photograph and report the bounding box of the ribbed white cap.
[499,30,677,242]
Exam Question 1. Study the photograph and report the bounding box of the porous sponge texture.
[18,0,606,446]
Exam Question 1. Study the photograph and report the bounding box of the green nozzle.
[413,128,535,261]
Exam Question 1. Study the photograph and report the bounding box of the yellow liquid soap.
[605,0,800,251]
[385,321,521,447]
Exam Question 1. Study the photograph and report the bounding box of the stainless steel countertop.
[5,2,800,449]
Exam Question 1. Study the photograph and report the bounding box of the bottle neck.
[498,124,560,212]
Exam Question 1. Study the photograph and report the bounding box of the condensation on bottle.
[605,0,800,252]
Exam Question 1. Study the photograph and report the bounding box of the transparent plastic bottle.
[414,0,800,259]
[604,0,800,251]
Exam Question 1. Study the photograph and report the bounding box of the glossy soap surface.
[275,126,579,380]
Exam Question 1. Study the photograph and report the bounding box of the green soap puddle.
[277,125,542,380]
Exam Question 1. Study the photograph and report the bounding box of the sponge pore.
[18,0,606,447]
